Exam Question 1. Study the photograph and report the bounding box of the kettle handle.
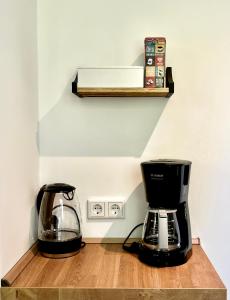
[36,185,47,214]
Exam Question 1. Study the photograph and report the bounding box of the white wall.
[0,0,38,278]
[38,0,230,290]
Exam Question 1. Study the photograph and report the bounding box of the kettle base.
[38,236,83,258]
[138,245,192,267]
[41,249,80,259]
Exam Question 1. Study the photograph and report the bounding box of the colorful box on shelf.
[77,66,144,88]
[144,37,166,88]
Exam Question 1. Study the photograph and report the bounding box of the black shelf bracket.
[72,73,79,96]
[165,67,174,98]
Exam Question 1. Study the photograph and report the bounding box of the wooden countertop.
[1,244,226,300]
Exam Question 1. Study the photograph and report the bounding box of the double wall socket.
[87,197,125,219]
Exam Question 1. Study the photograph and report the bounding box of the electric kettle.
[37,183,85,258]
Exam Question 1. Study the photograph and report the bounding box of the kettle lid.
[44,183,76,193]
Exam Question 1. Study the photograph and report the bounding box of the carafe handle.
[159,210,169,249]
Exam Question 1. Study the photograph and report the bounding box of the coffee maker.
[139,159,192,266]
[37,183,84,258]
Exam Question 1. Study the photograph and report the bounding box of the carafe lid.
[44,183,75,193]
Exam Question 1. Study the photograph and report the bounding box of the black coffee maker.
[139,159,192,267]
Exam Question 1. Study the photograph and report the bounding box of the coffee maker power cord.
[122,223,143,254]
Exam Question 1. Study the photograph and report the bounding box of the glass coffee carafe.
[37,183,84,258]
[142,209,181,251]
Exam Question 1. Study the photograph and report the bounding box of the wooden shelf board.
[72,67,174,98]
[1,244,226,300]
[5,244,225,290]
[77,87,170,98]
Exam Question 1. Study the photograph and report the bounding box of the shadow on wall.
[29,205,38,244]
[38,77,168,157]
[102,183,147,243]
[132,53,145,66]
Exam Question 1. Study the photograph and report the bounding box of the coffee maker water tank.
[139,159,192,267]
[141,159,191,209]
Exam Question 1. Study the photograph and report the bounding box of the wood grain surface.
[10,244,225,289]
[1,238,200,287]
[1,243,38,287]
[77,87,170,97]
[1,288,226,300]
[84,237,200,245]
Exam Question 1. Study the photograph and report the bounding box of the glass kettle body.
[37,183,84,258]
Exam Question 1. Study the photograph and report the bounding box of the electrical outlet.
[108,202,124,218]
[87,197,125,219]
[87,201,105,218]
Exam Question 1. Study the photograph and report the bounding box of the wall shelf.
[72,67,174,98]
